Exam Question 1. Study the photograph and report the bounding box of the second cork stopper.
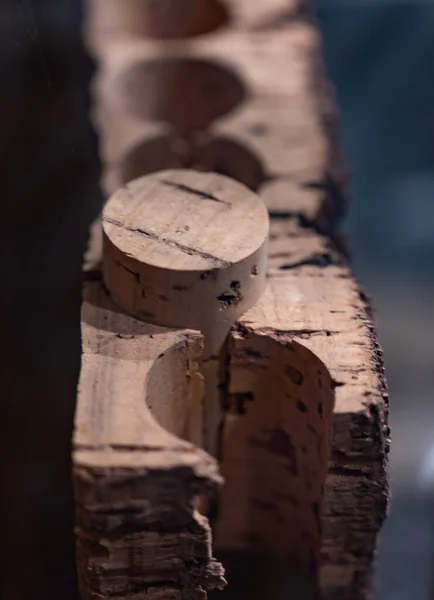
[102,169,269,353]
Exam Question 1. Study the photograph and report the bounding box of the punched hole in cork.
[116,57,246,135]
[91,0,229,40]
[119,134,266,192]
[81,280,205,447]
[210,332,334,600]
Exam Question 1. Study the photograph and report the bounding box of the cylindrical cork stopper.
[102,169,269,355]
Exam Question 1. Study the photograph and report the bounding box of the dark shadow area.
[89,0,230,41]
[0,1,103,598]
[209,551,316,600]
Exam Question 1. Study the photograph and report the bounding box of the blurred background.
[314,1,434,598]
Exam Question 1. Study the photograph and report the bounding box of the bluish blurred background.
[314,1,434,598]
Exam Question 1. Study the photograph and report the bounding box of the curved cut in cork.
[76,282,206,455]
[116,58,246,134]
[213,330,335,599]
[74,281,227,599]
[120,134,266,192]
[88,0,229,41]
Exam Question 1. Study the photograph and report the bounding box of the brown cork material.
[78,1,389,599]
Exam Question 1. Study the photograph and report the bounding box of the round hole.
[119,134,266,191]
[117,58,246,134]
[92,0,230,40]
[119,136,182,186]
[195,137,265,192]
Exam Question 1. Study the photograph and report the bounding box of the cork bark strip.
[82,0,389,598]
